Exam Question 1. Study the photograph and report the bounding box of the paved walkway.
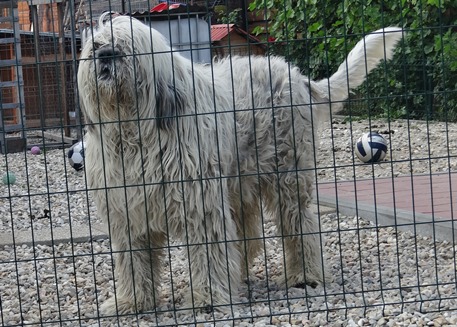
[317,172,457,241]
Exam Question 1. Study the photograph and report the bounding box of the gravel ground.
[316,118,457,181]
[1,118,457,326]
[0,214,456,326]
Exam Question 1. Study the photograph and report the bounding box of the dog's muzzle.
[95,47,121,80]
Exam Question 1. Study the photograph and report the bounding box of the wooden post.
[57,0,69,136]
[28,2,45,130]
[28,0,70,136]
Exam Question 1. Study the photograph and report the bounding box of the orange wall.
[18,1,31,31]
[15,0,61,32]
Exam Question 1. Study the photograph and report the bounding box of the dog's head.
[78,16,184,128]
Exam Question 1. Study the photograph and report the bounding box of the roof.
[211,23,235,41]
[211,24,263,45]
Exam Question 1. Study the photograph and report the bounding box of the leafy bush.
[215,7,243,25]
[249,0,457,121]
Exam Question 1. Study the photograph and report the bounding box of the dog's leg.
[230,190,262,281]
[264,174,326,289]
[239,205,262,282]
[282,205,325,289]
[101,231,165,315]
[183,182,241,312]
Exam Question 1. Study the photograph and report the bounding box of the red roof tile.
[211,24,235,41]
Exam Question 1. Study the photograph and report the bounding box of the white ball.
[355,132,387,163]
[68,141,86,171]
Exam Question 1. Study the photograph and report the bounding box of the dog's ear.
[155,81,185,129]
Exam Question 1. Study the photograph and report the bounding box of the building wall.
[13,1,60,32]
[213,33,265,58]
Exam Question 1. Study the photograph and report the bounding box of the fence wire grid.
[1,0,457,326]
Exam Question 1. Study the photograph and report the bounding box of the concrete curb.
[6,196,453,246]
[0,222,108,247]
[0,204,337,247]
[317,194,457,242]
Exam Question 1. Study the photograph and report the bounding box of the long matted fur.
[77,16,402,314]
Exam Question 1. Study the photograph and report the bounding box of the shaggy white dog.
[78,16,402,315]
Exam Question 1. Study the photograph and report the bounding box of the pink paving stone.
[317,172,457,221]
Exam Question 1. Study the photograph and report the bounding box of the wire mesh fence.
[0,0,457,326]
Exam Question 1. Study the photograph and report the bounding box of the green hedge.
[249,0,457,121]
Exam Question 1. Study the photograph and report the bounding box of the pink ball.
[31,146,41,155]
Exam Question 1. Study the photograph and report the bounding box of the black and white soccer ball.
[355,132,388,163]
[67,141,86,171]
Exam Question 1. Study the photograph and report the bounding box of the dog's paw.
[323,271,334,284]
[182,287,236,314]
[293,280,319,289]
[182,288,212,312]
[100,296,137,316]
[278,270,330,290]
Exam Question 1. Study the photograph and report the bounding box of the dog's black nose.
[95,47,120,63]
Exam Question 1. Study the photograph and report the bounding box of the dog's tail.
[314,27,403,111]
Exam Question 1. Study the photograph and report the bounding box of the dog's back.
[213,27,403,177]
[216,27,402,120]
